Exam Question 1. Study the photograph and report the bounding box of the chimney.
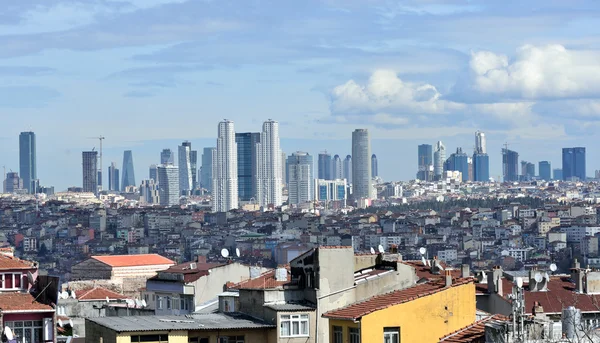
[445,270,452,287]
[197,255,207,264]
[487,266,503,296]
[461,264,470,278]
[576,269,585,293]
[574,258,580,270]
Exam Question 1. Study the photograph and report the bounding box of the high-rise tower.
[343,155,352,184]
[287,151,314,205]
[213,120,238,212]
[201,147,216,192]
[433,141,446,180]
[161,149,174,165]
[332,154,343,179]
[157,164,179,206]
[256,120,282,207]
[371,154,378,178]
[82,151,98,194]
[190,150,198,189]
[475,131,486,154]
[121,150,136,191]
[539,161,551,180]
[19,131,36,193]
[562,147,586,181]
[235,132,260,202]
[108,162,120,191]
[502,148,519,182]
[178,141,193,195]
[351,129,372,200]
[318,152,332,180]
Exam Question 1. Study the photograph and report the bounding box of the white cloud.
[469,44,600,99]
[330,69,464,115]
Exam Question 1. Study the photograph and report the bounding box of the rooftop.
[323,279,473,321]
[0,293,54,313]
[87,313,275,333]
[439,315,509,342]
[0,254,36,270]
[75,286,128,301]
[229,267,291,290]
[91,254,174,267]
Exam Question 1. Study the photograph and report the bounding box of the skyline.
[3,1,600,189]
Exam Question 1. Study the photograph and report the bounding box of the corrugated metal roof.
[87,313,275,333]
[264,303,316,312]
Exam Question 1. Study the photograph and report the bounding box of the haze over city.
[2,0,600,189]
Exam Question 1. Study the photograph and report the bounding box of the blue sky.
[2,0,600,190]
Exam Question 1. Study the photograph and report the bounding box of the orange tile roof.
[402,260,460,280]
[0,293,54,312]
[229,267,291,290]
[0,254,36,270]
[92,254,174,267]
[323,279,474,321]
[75,286,127,301]
[439,314,509,342]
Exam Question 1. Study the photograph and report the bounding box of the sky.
[2,0,600,190]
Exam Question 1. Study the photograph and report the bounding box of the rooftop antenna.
[377,244,384,254]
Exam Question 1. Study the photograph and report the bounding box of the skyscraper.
[418,144,433,167]
[473,153,489,182]
[121,150,136,191]
[343,155,352,184]
[19,131,36,193]
[287,151,314,205]
[475,131,486,154]
[178,141,193,195]
[539,161,551,180]
[160,149,174,165]
[332,154,343,179]
[445,148,469,182]
[256,120,283,207]
[3,172,23,193]
[553,168,563,180]
[371,154,378,178]
[149,164,158,183]
[108,162,120,191]
[213,120,238,212]
[562,147,586,181]
[433,141,446,180]
[235,132,260,202]
[82,151,98,193]
[157,164,179,206]
[352,129,372,199]
[502,148,519,182]
[201,147,216,192]
[190,150,198,189]
[521,161,535,180]
[318,152,332,180]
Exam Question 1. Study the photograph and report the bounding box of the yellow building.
[323,276,476,343]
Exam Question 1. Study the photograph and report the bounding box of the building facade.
[213,120,238,212]
[371,154,378,178]
[19,131,36,194]
[149,164,157,183]
[351,129,372,200]
[473,153,490,182]
[343,155,352,184]
[3,172,23,193]
[318,152,332,180]
[332,154,343,180]
[445,148,469,182]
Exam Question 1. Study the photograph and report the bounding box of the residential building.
[3,172,23,193]
[160,148,174,165]
[287,152,314,205]
[433,141,446,180]
[19,131,36,194]
[213,120,238,212]
[562,147,586,181]
[315,179,347,206]
[333,154,343,179]
[371,154,378,178]
[179,141,193,195]
[121,150,136,191]
[502,148,519,182]
[201,147,216,192]
[539,161,551,180]
[256,119,283,207]
[352,129,372,200]
[318,152,332,180]
[108,162,119,192]
[70,254,175,297]
[82,151,98,194]
[157,164,179,206]
[343,155,352,184]
[149,164,157,183]
[140,179,160,205]
[235,132,260,202]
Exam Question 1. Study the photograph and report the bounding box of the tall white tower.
[256,119,283,207]
[475,131,486,154]
[351,129,372,200]
[212,120,238,212]
[434,141,446,178]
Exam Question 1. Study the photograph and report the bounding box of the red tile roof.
[439,315,509,342]
[402,260,460,280]
[229,267,291,290]
[154,261,225,283]
[92,254,174,267]
[75,287,127,301]
[0,255,36,270]
[0,293,54,312]
[323,279,474,320]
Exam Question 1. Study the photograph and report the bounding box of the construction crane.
[88,136,105,192]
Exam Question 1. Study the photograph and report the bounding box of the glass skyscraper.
[473,153,489,182]
[235,132,260,202]
[318,152,332,180]
[502,148,519,182]
[108,162,120,191]
[161,149,174,165]
[343,155,352,184]
[445,148,469,182]
[553,168,563,180]
[562,147,586,181]
[19,131,36,193]
[418,144,433,167]
[121,150,136,191]
[351,129,372,199]
[82,151,98,193]
[539,161,551,181]
[157,164,179,206]
[371,154,378,178]
[201,147,216,192]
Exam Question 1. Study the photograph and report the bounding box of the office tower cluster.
[562,147,586,181]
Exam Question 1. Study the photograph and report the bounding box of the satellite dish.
[71,291,77,299]
[235,248,241,258]
[481,270,487,280]
[370,247,375,254]
[27,271,35,285]
[421,256,427,266]
[69,319,74,327]
[515,277,523,288]
[534,273,543,283]
[436,261,444,271]
[419,247,426,255]
[106,296,110,303]
[4,326,13,340]
[378,245,384,254]
[58,319,64,327]
[550,263,557,272]
[141,299,147,307]
[61,291,69,299]
[135,299,142,307]
[127,299,135,307]
[221,248,229,258]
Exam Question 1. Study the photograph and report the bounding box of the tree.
[38,243,48,256]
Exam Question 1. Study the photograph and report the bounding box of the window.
[333,326,343,343]
[218,336,244,343]
[180,298,185,310]
[280,314,309,337]
[6,320,44,343]
[383,327,400,343]
[157,296,163,310]
[130,334,168,342]
[166,296,171,310]
[14,273,21,288]
[349,327,360,343]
